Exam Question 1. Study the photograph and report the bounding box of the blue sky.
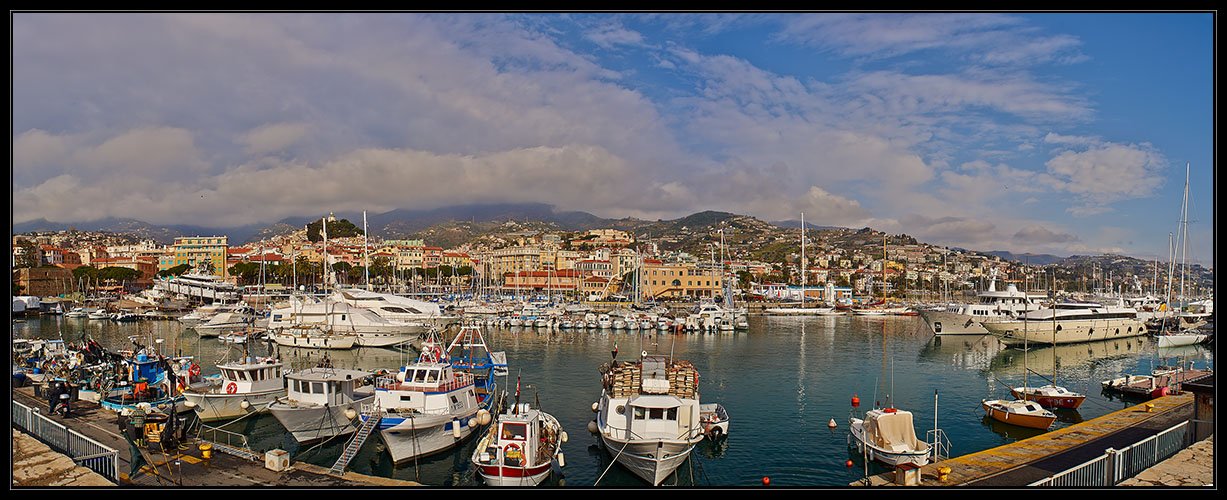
[11,13,1214,266]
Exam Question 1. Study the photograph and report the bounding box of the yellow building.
[171,236,229,277]
[640,260,722,299]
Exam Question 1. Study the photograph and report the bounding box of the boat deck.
[1105,369,1213,398]
[11,386,420,487]
[853,392,1194,486]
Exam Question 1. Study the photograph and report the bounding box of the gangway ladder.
[329,403,383,476]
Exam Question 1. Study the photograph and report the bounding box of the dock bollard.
[199,442,213,459]
[1145,403,1155,413]
[937,466,951,482]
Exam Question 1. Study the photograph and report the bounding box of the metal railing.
[197,423,259,460]
[11,400,119,482]
[1030,420,1190,487]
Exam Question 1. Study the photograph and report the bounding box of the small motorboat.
[699,402,730,439]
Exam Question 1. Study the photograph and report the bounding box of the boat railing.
[376,372,474,392]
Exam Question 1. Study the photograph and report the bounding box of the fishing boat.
[182,351,285,422]
[368,360,484,464]
[471,400,566,486]
[99,350,187,413]
[591,352,705,486]
[269,366,378,444]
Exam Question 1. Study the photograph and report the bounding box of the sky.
[11,13,1215,266]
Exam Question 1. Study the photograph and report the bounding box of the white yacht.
[269,297,418,348]
[192,303,261,337]
[269,367,376,443]
[592,353,705,486]
[849,407,933,467]
[330,288,456,328]
[982,301,1147,346]
[919,273,1047,335]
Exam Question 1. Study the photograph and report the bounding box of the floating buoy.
[587,420,599,434]
[762,476,770,486]
[846,459,854,467]
[828,418,837,429]
[560,431,569,443]
[851,394,860,408]
[556,451,565,468]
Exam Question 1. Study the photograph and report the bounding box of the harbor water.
[12,315,1214,486]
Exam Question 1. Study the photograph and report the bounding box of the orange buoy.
[851,394,860,408]
[762,476,770,486]
[846,459,854,467]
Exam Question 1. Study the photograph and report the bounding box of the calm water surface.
[12,315,1214,486]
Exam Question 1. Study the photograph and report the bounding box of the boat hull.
[1010,389,1086,410]
[183,388,285,422]
[269,394,373,443]
[918,310,991,335]
[1155,334,1208,348]
[476,463,553,487]
[984,318,1147,346]
[981,401,1056,430]
[598,434,699,486]
[379,411,479,464]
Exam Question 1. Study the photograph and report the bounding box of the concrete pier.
[1119,436,1213,486]
[12,429,115,487]
[853,392,1197,486]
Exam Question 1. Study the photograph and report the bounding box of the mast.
[800,212,805,309]
[1178,162,1190,308]
[1022,268,1029,393]
[363,210,371,291]
[322,215,330,291]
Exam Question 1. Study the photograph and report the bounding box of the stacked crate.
[607,362,643,398]
[667,361,698,399]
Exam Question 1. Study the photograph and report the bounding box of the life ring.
[226,382,238,394]
[503,442,522,462]
[189,364,201,378]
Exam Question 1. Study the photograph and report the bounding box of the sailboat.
[1010,270,1087,409]
[764,213,835,315]
[982,272,1057,430]
[1153,163,1210,348]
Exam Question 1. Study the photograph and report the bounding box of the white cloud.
[1045,141,1167,211]
[585,23,646,48]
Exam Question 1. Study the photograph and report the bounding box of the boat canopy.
[867,410,924,451]
[630,394,683,409]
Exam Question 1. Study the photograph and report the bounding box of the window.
[312,382,324,394]
[934,322,943,333]
[667,408,678,420]
[400,395,413,402]
[450,395,459,404]
[634,407,646,420]
[237,370,248,381]
[650,408,665,420]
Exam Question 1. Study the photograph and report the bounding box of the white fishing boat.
[368,361,483,464]
[591,353,705,486]
[269,366,377,444]
[182,354,285,422]
[471,401,565,486]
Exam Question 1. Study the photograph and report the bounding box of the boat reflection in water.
[918,334,1008,371]
[981,415,1048,442]
[988,336,1149,377]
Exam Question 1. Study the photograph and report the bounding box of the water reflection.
[918,334,1007,371]
[981,415,1048,442]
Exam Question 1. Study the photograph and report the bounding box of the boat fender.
[556,451,565,468]
[591,402,599,412]
[184,400,197,408]
[559,431,568,443]
[240,400,251,410]
[468,418,477,429]
[587,420,599,434]
[452,419,462,438]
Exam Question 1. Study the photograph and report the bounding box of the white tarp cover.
[867,410,923,451]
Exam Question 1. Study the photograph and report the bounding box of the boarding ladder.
[329,402,382,476]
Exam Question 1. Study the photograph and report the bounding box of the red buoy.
[762,476,770,486]
[846,459,854,467]
[1151,386,1169,399]
[851,394,860,408]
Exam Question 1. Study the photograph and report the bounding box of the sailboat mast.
[363,211,371,291]
[1023,269,1028,392]
[1178,162,1190,306]
[800,212,805,309]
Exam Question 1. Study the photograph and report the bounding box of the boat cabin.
[624,394,696,440]
[286,368,371,407]
[216,358,284,394]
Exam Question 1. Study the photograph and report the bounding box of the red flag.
[515,375,521,399]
